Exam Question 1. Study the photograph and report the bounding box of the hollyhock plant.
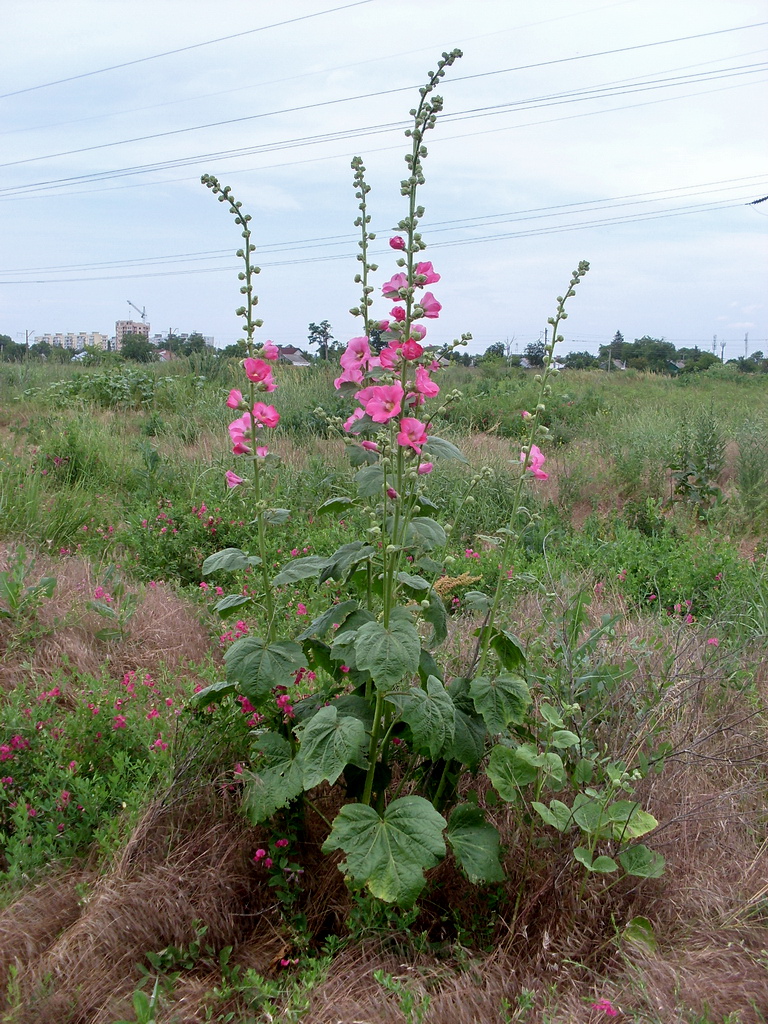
[382,272,409,299]
[227,388,245,409]
[414,365,440,397]
[262,341,279,361]
[356,383,404,423]
[415,261,440,285]
[389,236,406,250]
[225,470,245,488]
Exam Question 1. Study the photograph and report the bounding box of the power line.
[0,0,376,100]
[2,173,764,276]
[2,23,766,170]
[2,58,765,194]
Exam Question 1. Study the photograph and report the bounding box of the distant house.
[278,345,312,367]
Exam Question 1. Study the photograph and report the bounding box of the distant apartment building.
[115,320,150,349]
[36,332,110,351]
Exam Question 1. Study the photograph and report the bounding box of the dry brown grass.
[0,545,214,692]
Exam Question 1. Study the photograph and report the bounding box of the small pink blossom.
[275,838,289,848]
[226,388,244,409]
[415,261,440,285]
[390,305,406,322]
[262,341,279,361]
[590,999,618,1017]
[225,470,245,489]
[521,444,548,480]
[296,603,308,616]
[382,272,408,298]
[418,292,442,318]
[707,637,719,646]
[356,383,404,423]
[521,410,532,419]
[417,462,433,475]
[389,236,406,250]
[112,715,127,729]
[253,848,267,860]
[343,407,365,432]
[360,440,379,452]
[397,417,428,453]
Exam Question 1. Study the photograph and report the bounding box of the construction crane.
[127,300,147,323]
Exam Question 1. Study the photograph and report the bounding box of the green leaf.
[470,672,531,734]
[488,629,526,673]
[622,915,658,950]
[446,804,504,884]
[421,589,448,646]
[539,703,565,729]
[572,795,611,838]
[355,464,385,498]
[297,705,368,788]
[406,517,446,551]
[550,729,581,749]
[317,496,356,515]
[225,637,307,699]
[348,443,378,467]
[188,679,237,709]
[322,796,447,906]
[295,600,359,643]
[95,627,122,643]
[396,572,431,593]
[573,847,618,873]
[619,845,665,879]
[463,590,492,614]
[88,599,118,619]
[243,733,304,824]
[418,647,443,685]
[607,801,659,840]
[213,593,252,618]
[272,556,330,586]
[486,743,539,800]
[447,708,487,768]
[320,542,375,584]
[421,435,468,463]
[202,547,254,575]
[354,608,421,689]
[387,676,455,760]
[532,799,573,832]
[263,507,291,525]
[573,758,594,785]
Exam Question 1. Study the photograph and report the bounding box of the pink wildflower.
[252,402,280,428]
[253,848,267,860]
[382,272,408,299]
[521,410,532,419]
[521,444,548,480]
[415,261,440,284]
[225,470,245,489]
[296,603,307,616]
[590,999,618,1017]
[707,637,719,646]
[112,715,127,729]
[389,236,406,250]
[243,358,276,390]
[275,838,289,848]
[397,417,428,453]
[418,292,442,318]
[226,388,244,409]
[356,383,403,423]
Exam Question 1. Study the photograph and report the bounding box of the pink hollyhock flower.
[521,410,532,419]
[262,341,279,361]
[357,383,403,423]
[707,637,719,646]
[376,319,391,332]
[390,305,406,322]
[417,462,433,475]
[252,402,280,428]
[397,417,428,452]
[522,444,548,479]
[410,323,427,340]
[389,236,406,250]
[343,407,365,432]
[419,292,442,318]
[334,365,365,389]
[229,412,253,453]
[415,261,440,285]
[378,345,401,369]
[382,273,408,298]
[226,388,245,409]
[225,470,245,488]
[340,336,374,373]
[360,440,379,451]
[256,446,269,457]
[401,338,424,361]
[243,358,275,387]
[414,365,440,397]
[590,999,618,1017]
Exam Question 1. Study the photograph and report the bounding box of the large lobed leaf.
[297,705,368,788]
[354,608,421,689]
[387,676,455,760]
[446,804,505,884]
[322,796,447,906]
[225,637,306,699]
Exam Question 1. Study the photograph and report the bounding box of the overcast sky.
[1,0,766,358]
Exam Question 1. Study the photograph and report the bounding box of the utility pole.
[719,340,726,362]
[25,329,34,350]
[712,334,717,355]
[744,332,749,359]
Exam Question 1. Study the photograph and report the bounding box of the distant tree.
[481,341,506,361]
[562,350,598,369]
[523,340,546,366]
[308,320,335,361]
[121,333,156,362]
[0,335,26,361]
[28,340,52,359]
[678,350,720,373]
[218,341,246,359]
[184,332,208,355]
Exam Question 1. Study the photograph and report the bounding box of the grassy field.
[1,357,767,1023]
